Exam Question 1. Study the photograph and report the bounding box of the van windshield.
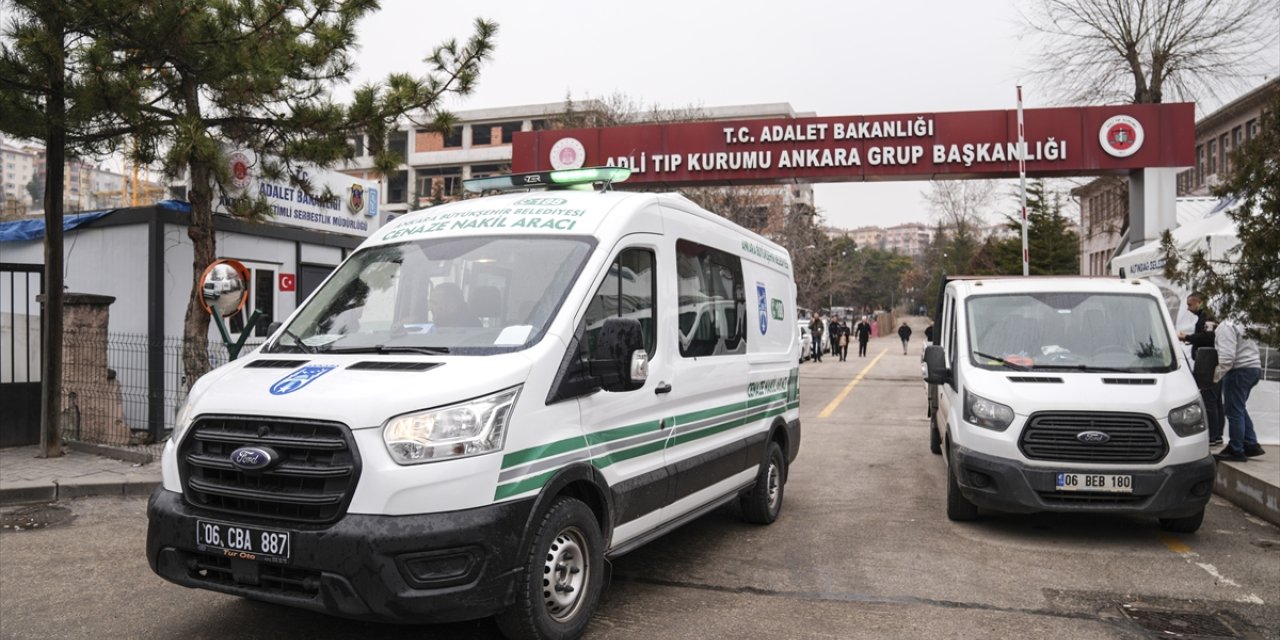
[266,236,594,355]
[966,292,1176,373]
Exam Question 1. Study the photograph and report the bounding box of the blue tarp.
[0,200,191,242]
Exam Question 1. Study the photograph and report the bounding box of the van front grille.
[179,416,360,524]
[1019,412,1166,464]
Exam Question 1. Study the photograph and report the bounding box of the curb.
[65,440,155,465]
[1213,459,1280,527]
[0,478,160,507]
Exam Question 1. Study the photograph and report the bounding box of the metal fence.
[60,332,264,448]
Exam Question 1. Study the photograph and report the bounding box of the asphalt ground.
[2,323,1278,639]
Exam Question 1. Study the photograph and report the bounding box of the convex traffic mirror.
[199,259,250,318]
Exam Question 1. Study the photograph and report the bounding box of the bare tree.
[925,180,996,235]
[1025,0,1280,106]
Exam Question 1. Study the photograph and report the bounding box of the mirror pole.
[211,308,261,360]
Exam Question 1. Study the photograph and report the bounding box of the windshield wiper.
[276,328,315,354]
[972,351,1032,371]
[318,344,450,355]
[1032,364,1131,373]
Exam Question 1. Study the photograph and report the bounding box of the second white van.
[922,276,1215,533]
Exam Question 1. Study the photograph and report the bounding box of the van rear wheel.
[741,442,786,524]
[946,446,979,522]
[1159,508,1205,534]
[496,496,604,640]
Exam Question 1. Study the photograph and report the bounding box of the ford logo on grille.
[1076,430,1111,444]
[230,446,276,471]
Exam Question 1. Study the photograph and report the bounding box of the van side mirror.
[922,345,950,384]
[1192,347,1218,390]
[591,318,647,392]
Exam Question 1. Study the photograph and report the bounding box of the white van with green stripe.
[147,168,801,640]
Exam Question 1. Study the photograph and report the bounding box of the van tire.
[741,441,786,524]
[496,497,604,640]
[929,416,942,455]
[946,446,979,522]
[1158,508,1205,534]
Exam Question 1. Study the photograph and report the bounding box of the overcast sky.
[350,0,1034,229]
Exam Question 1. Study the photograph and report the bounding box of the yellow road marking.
[1158,534,1193,555]
[818,348,888,419]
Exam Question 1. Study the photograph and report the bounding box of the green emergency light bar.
[463,167,632,193]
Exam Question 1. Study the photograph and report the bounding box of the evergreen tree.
[92,3,496,386]
[1,0,146,456]
[981,180,1079,275]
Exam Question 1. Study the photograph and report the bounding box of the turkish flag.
[279,273,296,292]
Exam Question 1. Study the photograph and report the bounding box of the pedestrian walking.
[838,320,850,361]
[924,321,934,344]
[1212,319,1265,462]
[809,314,824,362]
[1178,293,1224,445]
[897,321,912,355]
[828,318,844,362]
[854,316,872,357]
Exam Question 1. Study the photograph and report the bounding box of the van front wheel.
[741,442,786,524]
[496,497,604,640]
[946,447,979,522]
[929,416,942,455]
[1159,508,1205,533]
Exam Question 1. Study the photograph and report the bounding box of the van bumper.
[146,488,533,624]
[951,447,1215,518]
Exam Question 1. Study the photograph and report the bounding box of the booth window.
[676,239,746,358]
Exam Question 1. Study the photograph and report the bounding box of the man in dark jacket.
[854,316,873,357]
[809,315,824,362]
[897,321,913,355]
[1179,293,1224,445]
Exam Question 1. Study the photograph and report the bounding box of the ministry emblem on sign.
[1098,115,1144,158]
[229,151,252,190]
[348,183,365,213]
[549,137,586,170]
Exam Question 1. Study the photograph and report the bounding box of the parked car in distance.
[797,321,813,362]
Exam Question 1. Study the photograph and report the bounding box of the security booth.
[0,198,369,448]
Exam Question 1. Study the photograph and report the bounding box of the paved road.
[3,329,1279,639]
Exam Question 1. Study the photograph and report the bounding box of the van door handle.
[655,382,672,395]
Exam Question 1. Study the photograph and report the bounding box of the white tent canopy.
[1110,196,1242,334]
[1111,196,1241,280]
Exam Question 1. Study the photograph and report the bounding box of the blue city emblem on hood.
[270,365,337,395]
[757,282,768,335]
[1076,430,1111,444]
[230,446,275,471]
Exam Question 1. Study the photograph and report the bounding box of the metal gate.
[1,263,43,447]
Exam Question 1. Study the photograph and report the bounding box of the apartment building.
[339,100,814,232]
[1,144,39,216]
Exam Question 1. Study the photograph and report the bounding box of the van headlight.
[172,397,197,443]
[383,386,521,464]
[1168,400,1206,437]
[964,391,1015,431]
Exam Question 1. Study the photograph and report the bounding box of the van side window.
[582,248,657,357]
[676,239,747,358]
[946,296,957,389]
